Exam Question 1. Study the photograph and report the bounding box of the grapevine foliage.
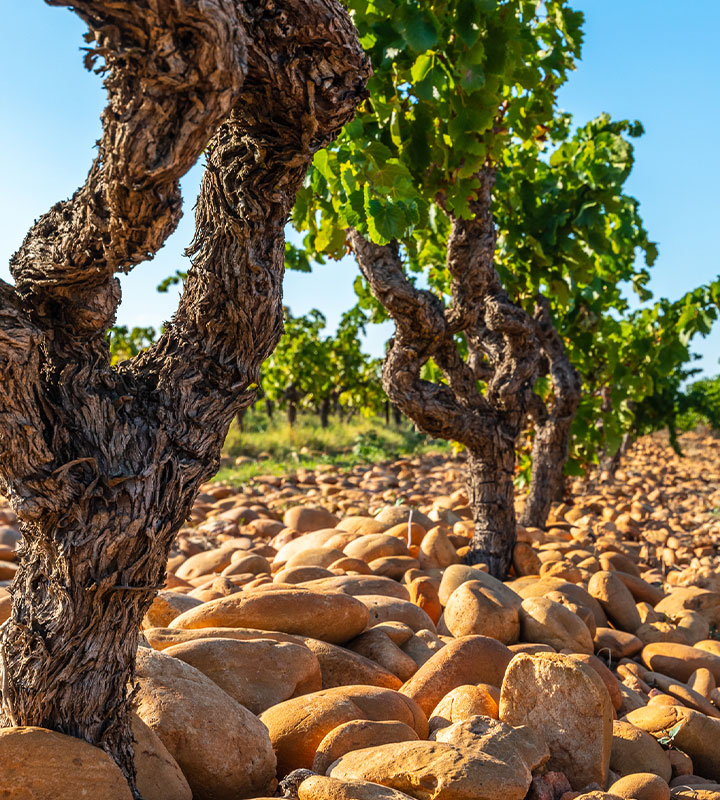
[153,0,720,467]
[261,307,385,420]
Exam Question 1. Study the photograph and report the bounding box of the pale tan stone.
[0,727,133,800]
[312,719,419,774]
[443,579,520,644]
[329,717,547,800]
[164,636,321,713]
[299,776,416,800]
[134,648,275,800]
[499,652,613,790]
[519,597,594,654]
[131,713,192,800]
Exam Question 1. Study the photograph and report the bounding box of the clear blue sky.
[1,2,718,374]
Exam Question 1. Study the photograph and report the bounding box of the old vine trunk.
[349,168,540,579]
[521,417,573,528]
[0,1,369,796]
[521,296,582,529]
[465,443,517,576]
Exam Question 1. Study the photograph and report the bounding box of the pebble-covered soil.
[1,430,720,800]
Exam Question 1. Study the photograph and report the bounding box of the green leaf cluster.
[261,306,386,416]
[568,278,720,467]
[494,113,656,314]
[678,373,720,432]
[107,326,158,365]
[292,0,584,251]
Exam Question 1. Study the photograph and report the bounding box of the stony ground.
[1,430,720,800]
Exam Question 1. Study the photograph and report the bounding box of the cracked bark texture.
[0,1,369,796]
[349,168,540,578]
[520,296,582,529]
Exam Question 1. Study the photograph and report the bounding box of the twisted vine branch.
[0,1,369,794]
[350,166,540,576]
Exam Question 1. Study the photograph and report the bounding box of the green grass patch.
[216,409,449,484]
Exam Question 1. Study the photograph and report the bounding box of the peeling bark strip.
[13,0,248,337]
[521,296,582,529]
[349,168,540,578]
[0,1,369,795]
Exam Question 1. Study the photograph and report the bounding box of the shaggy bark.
[349,168,539,577]
[0,1,369,796]
[520,296,582,529]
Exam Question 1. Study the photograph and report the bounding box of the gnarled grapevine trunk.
[521,296,582,529]
[465,439,517,576]
[521,418,574,526]
[0,1,369,796]
[349,169,539,578]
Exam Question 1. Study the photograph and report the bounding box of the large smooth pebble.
[400,635,512,717]
[259,686,427,775]
[168,589,369,644]
[0,727,133,800]
[164,636,321,714]
[134,648,276,800]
